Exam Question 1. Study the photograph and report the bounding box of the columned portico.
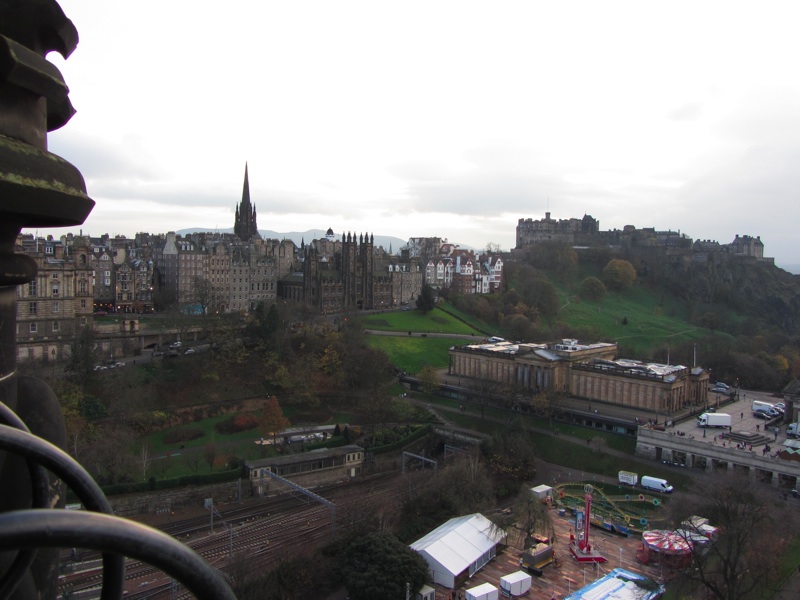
[636,428,800,489]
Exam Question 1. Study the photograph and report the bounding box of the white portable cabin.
[466,582,499,600]
[530,484,553,501]
[416,584,436,600]
[500,570,532,596]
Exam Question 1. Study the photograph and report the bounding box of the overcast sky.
[34,1,800,270]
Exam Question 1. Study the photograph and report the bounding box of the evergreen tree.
[415,284,437,313]
[64,325,97,388]
[341,531,428,600]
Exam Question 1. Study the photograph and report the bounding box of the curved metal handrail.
[0,510,236,600]
[0,402,237,599]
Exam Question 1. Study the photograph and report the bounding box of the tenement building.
[449,338,709,414]
[14,235,94,362]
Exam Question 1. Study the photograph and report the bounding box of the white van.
[641,475,673,494]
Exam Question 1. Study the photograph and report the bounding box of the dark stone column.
[0,1,94,597]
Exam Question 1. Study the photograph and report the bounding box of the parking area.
[671,388,788,446]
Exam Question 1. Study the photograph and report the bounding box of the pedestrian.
[741,412,743,419]
[757,424,760,432]
[703,429,706,438]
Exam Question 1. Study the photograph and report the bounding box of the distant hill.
[176,228,469,254]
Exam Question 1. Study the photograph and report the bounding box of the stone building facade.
[449,338,709,414]
[14,235,94,362]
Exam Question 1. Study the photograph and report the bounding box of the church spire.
[234,162,260,240]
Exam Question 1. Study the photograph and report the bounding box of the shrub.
[163,427,204,445]
[214,414,260,435]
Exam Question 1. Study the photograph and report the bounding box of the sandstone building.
[449,338,710,415]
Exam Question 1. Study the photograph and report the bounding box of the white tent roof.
[410,513,506,577]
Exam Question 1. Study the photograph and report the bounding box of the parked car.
[153,351,164,357]
[114,362,125,367]
[93,365,107,371]
[775,402,786,411]
[754,408,780,419]
[184,348,195,355]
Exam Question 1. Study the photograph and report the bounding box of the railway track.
[57,471,409,599]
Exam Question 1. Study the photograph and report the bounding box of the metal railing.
[0,400,236,600]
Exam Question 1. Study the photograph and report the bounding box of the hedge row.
[100,467,243,497]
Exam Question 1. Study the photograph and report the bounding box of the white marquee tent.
[410,513,507,589]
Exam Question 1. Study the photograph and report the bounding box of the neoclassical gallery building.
[448,339,710,414]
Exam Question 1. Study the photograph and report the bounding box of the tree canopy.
[602,259,637,292]
[260,395,290,443]
[578,276,607,301]
[670,474,789,600]
[64,325,97,388]
[415,284,437,313]
[341,531,428,600]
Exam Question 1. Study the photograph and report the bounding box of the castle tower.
[234,163,260,240]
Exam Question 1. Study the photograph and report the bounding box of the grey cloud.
[48,131,163,182]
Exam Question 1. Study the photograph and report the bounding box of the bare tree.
[668,473,790,600]
[192,276,214,316]
[152,452,171,480]
[203,442,218,471]
[183,450,201,474]
[495,486,554,550]
[140,443,152,480]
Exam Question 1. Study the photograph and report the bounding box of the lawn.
[554,283,729,358]
[367,335,476,372]
[361,306,481,335]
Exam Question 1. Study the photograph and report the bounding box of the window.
[53,301,60,313]
[52,286,59,296]
[29,302,37,315]
[80,299,86,309]
[45,246,53,254]
[52,321,59,332]
[30,323,37,333]
[104,270,110,277]
[28,280,37,296]
[52,273,58,279]
[79,281,86,293]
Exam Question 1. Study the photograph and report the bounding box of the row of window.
[27,299,90,314]
[20,318,87,333]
